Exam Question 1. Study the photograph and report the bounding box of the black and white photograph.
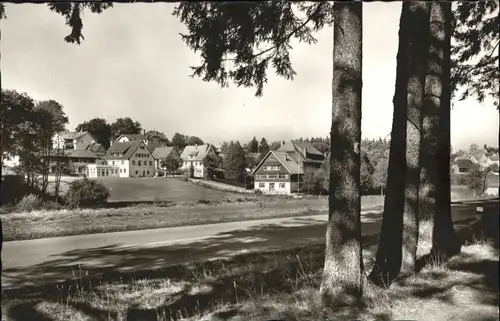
[1,1,499,320]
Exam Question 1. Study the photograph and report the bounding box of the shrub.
[64,178,110,209]
[42,200,64,211]
[1,174,28,205]
[16,194,43,212]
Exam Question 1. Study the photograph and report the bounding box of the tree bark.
[420,1,446,224]
[320,2,363,306]
[369,5,409,286]
[430,1,460,259]
[369,2,430,285]
[400,2,431,275]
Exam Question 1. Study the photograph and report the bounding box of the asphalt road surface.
[2,199,498,290]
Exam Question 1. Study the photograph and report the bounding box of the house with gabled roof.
[251,140,325,194]
[180,144,216,178]
[85,142,107,157]
[49,131,110,176]
[452,157,478,174]
[152,146,180,170]
[49,148,106,176]
[115,134,148,145]
[104,141,155,178]
[53,131,97,150]
[115,130,170,151]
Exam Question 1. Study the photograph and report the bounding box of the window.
[135,171,139,175]
[279,174,288,179]
[132,160,136,165]
[147,170,150,175]
[259,183,265,188]
[120,168,122,173]
[149,161,153,166]
[264,165,280,171]
[268,174,277,179]
[123,168,127,173]
[140,145,145,150]
[269,156,274,160]
[257,174,267,179]
[138,161,142,166]
[112,161,115,165]
[121,160,124,165]
[279,183,286,188]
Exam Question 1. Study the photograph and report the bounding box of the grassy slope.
[2,196,384,241]
[48,177,257,203]
[2,218,498,321]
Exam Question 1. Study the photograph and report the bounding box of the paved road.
[2,199,498,290]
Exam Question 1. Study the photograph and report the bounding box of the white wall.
[107,159,131,177]
[87,164,120,178]
[254,181,291,195]
[182,160,205,178]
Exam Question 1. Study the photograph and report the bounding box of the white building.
[87,164,120,178]
[180,144,216,178]
[52,131,98,150]
[251,141,325,195]
[104,141,155,178]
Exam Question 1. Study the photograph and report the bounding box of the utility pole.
[297,158,300,195]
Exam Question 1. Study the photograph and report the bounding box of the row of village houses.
[5,129,498,195]
[46,130,331,194]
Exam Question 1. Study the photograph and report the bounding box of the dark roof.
[104,141,144,160]
[180,144,212,161]
[153,146,175,159]
[145,130,168,139]
[85,142,106,155]
[119,134,146,141]
[52,149,100,159]
[277,141,325,162]
[251,150,303,175]
[291,141,324,156]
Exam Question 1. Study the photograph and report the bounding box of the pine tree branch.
[222,4,321,62]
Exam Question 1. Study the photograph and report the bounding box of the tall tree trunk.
[400,2,430,274]
[420,1,446,224]
[430,1,460,259]
[320,2,363,306]
[369,4,410,286]
[369,2,431,285]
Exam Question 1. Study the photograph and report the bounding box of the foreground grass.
[2,196,384,242]
[2,218,498,321]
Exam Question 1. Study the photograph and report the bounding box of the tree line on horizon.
[1,0,498,308]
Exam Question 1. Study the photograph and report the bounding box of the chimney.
[281,140,286,146]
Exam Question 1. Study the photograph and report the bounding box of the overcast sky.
[1,3,498,149]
